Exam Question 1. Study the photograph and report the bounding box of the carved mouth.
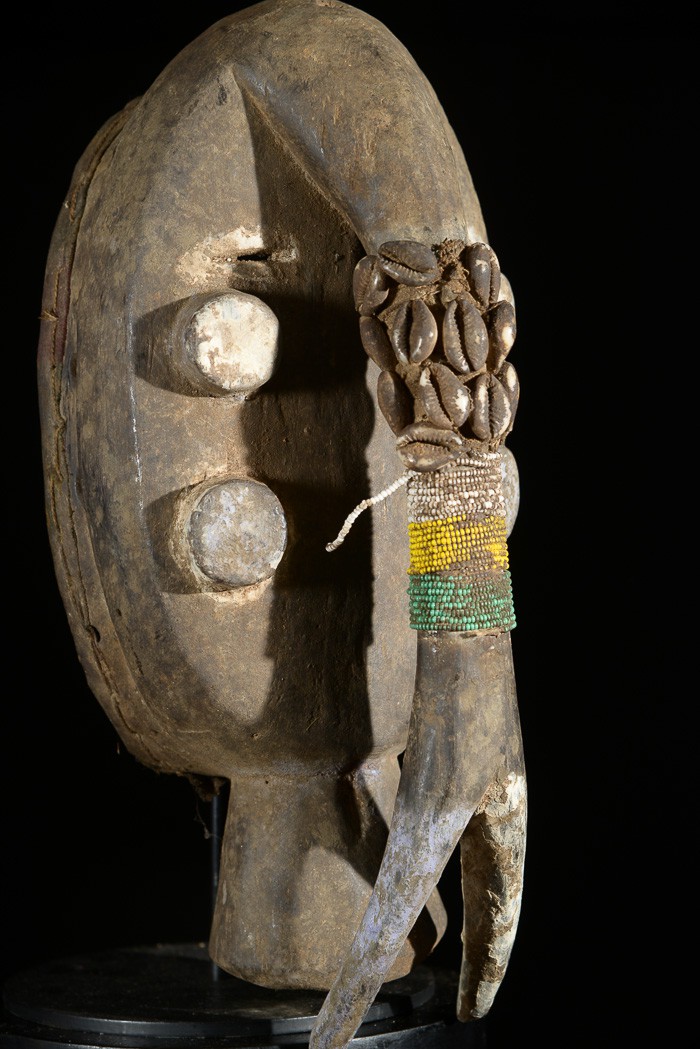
[396,423,464,471]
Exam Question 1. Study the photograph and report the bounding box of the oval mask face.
[40,59,418,781]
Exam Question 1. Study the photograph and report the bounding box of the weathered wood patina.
[37,3,526,1046]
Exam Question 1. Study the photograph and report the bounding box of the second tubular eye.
[171,477,288,592]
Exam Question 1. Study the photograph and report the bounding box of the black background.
[3,3,689,1046]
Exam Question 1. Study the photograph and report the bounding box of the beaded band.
[407,451,516,633]
[408,515,509,575]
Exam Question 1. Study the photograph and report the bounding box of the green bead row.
[408,571,516,632]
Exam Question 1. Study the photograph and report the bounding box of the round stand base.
[0,943,486,1047]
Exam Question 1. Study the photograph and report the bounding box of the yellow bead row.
[408,514,509,575]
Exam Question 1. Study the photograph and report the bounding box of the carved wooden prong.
[457,771,527,1020]
[309,632,523,1049]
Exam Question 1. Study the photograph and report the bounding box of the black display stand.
[1,777,485,1046]
[0,943,486,1047]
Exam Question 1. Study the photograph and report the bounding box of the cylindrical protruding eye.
[178,478,287,589]
[175,291,279,396]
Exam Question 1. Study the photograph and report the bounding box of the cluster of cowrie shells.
[353,239,519,470]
